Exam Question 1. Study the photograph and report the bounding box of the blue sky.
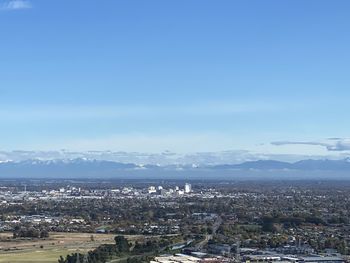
[1,0,350,157]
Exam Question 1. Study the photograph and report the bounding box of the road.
[195,215,222,250]
[108,218,223,262]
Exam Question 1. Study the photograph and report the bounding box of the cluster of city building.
[0,180,349,263]
[148,183,192,195]
[152,250,345,263]
[0,183,193,203]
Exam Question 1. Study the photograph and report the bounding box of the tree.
[40,230,49,238]
[115,236,131,253]
[262,216,276,232]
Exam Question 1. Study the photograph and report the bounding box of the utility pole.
[83,253,88,263]
[236,240,241,262]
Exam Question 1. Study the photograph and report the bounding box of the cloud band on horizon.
[272,139,350,151]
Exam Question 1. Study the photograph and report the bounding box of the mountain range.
[212,158,350,170]
[0,158,350,179]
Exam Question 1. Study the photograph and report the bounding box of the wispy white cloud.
[0,0,32,10]
[272,138,350,152]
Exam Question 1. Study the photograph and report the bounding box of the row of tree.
[58,235,160,263]
[13,226,49,239]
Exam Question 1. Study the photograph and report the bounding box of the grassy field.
[0,232,118,263]
[0,248,77,263]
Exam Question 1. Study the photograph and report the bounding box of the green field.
[0,248,79,263]
[0,233,170,262]
[0,232,117,263]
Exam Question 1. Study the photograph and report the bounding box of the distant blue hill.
[1,158,350,178]
[0,159,137,177]
[213,160,293,170]
[211,158,350,171]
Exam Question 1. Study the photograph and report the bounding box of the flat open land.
[0,232,120,263]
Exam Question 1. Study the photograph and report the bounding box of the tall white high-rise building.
[148,186,157,194]
[184,183,192,193]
